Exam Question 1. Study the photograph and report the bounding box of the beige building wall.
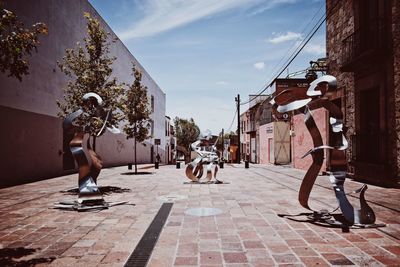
[0,0,166,187]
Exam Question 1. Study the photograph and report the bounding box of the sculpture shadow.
[278,212,351,231]
[120,171,153,175]
[0,247,55,266]
[61,186,131,195]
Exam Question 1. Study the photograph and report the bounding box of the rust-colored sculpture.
[185,140,221,183]
[56,93,122,211]
[272,75,382,227]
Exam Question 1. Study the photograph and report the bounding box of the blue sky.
[89,0,326,134]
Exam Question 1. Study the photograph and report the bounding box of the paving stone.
[250,257,276,266]
[243,240,265,249]
[272,253,300,264]
[0,164,398,266]
[373,255,400,266]
[221,242,244,252]
[322,252,354,265]
[300,256,330,266]
[173,256,198,266]
[266,242,291,253]
[223,252,248,263]
[245,249,269,258]
[292,246,318,257]
[199,240,220,251]
[72,239,96,247]
[176,242,198,256]
[221,235,241,243]
[49,256,78,266]
[285,239,308,247]
[200,251,223,265]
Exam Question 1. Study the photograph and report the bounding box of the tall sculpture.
[272,75,381,227]
[185,140,221,183]
[58,92,121,210]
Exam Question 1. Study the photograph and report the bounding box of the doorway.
[358,87,382,163]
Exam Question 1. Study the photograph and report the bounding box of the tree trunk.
[92,136,97,152]
[134,137,137,174]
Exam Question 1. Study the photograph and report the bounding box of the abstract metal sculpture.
[56,92,122,211]
[272,75,382,228]
[185,140,222,183]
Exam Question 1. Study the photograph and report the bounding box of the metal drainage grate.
[124,203,173,267]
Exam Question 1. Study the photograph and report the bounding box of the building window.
[151,120,154,136]
[151,95,154,112]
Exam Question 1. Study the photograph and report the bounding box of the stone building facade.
[240,95,269,163]
[0,0,167,187]
[326,0,400,186]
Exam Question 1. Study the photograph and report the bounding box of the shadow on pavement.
[0,247,55,266]
[61,186,131,195]
[120,171,153,175]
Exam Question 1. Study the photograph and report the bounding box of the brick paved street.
[0,164,399,266]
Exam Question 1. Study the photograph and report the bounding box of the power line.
[267,12,325,86]
[263,2,325,88]
[240,0,340,106]
[241,14,325,106]
[242,11,326,105]
[227,108,237,133]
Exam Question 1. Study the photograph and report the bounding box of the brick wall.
[326,0,355,170]
[393,0,400,177]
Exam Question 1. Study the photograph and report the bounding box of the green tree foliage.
[174,117,200,150]
[0,2,48,81]
[121,64,151,173]
[217,131,236,145]
[57,12,123,140]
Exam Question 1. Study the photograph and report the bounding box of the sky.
[89,0,326,135]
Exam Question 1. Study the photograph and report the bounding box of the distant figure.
[156,153,161,163]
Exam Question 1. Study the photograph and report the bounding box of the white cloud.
[303,42,326,55]
[216,81,229,85]
[118,0,296,40]
[267,31,303,44]
[250,0,297,16]
[254,62,265,70]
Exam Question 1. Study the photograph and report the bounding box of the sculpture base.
[54,200,128,211]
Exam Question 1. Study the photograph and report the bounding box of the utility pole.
[235,94,241,164]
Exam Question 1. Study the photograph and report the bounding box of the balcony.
[341,19,389,71]
[245,121,256,133]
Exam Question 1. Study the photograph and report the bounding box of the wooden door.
[274,121,291,164]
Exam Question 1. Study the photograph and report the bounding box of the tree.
[0,2,48,81]
[216,130,235,152]
[121,64,151,174]
[174,117,200,151]
[57,12,123,150]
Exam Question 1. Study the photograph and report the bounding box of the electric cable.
[227,108,237,133]
[265,2,325,86]
[240,0,340,106]
[241,13,325,106]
